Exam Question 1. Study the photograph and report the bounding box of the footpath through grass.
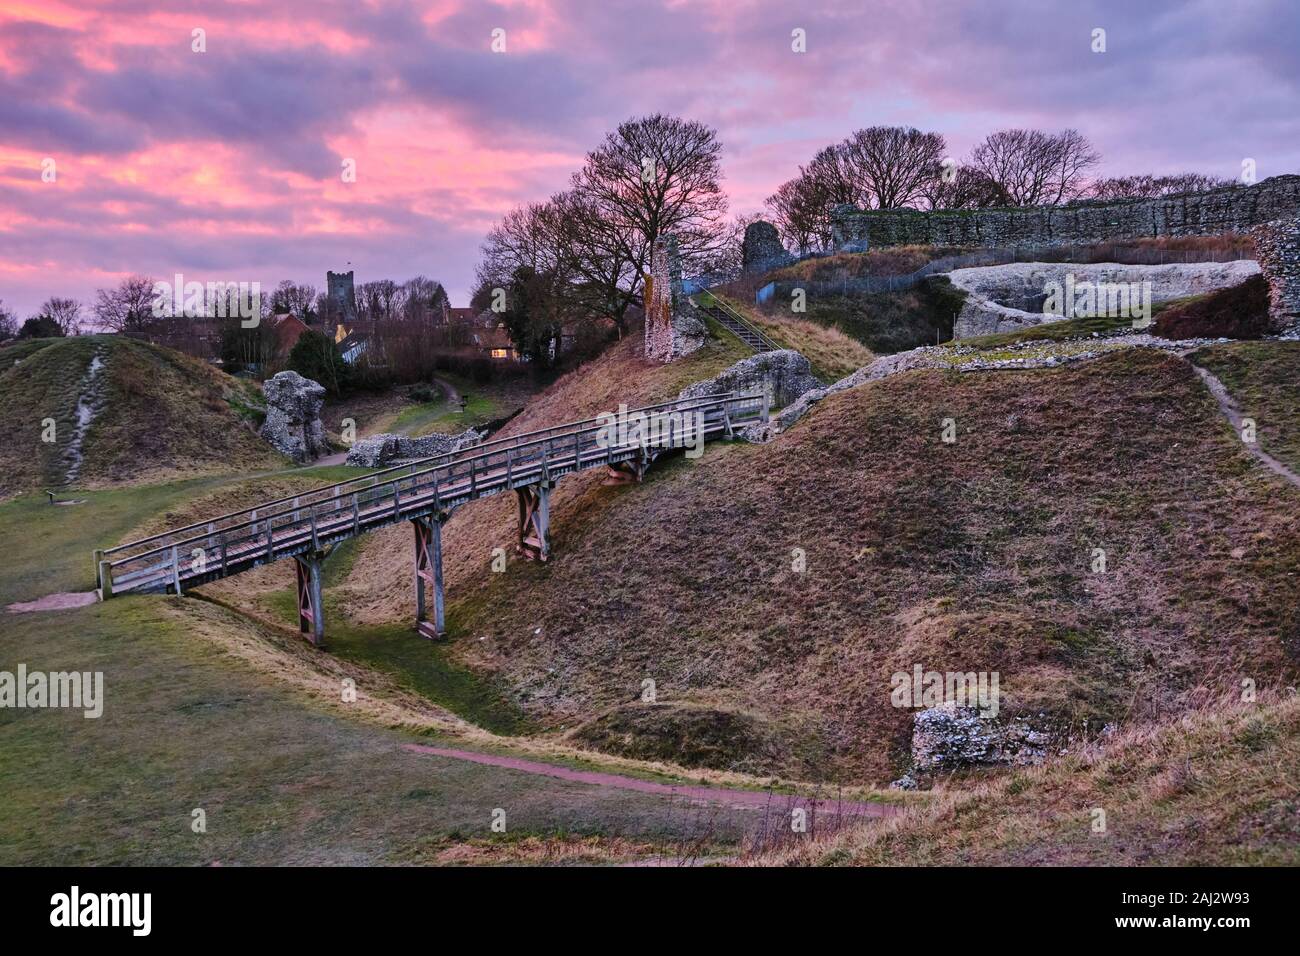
[0,473,751,864]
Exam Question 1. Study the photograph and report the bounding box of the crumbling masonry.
[830,174,1300,332]
[644,235,707,363]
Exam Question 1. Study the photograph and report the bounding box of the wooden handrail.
[102,392,759,571]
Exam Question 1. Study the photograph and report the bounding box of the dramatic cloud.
[1,0,1297,317]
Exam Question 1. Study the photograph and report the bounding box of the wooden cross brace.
[412,514,447,639]
[515,482,554,562]
[293,553,325,647]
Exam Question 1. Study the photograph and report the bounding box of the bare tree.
[37,297,83,336]
[970,129,1100,206]
[802,143,862,208]
[477,200,566,292]
[842,126,947,208]
[1086,172,1232,202]
[94,275,156,334]
[0,299,19,339]
[269,281,318,319]
[920,163,1008,209]
[572,113,728,284]
[551,188,641,333]
[766,173,838,253]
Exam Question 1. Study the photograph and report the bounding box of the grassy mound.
[341,347,1300,782]
[568,702,790,775]
[0,335,283,496]
[712,294,874,382]
[1153,274,1272,340]
[761,692,1300,866]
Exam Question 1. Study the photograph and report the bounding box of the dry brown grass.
[335,346,1300,783]
[715,293,875,382]
[751,690,1300,866]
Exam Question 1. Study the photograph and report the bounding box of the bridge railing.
[99,392,752,565]
[99,392,766,594]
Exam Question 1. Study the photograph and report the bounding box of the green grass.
[0,467,754,864]
[392,392,504,436]
[956,313,1139,349]
[0,464,367,606]
[0,598,746,864]
[0,335,285,494]
[1190,341,1300,472]
[260,582,531,736]
[768,275,965,354]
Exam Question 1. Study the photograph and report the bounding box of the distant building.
[273,313,310,358]
[326,270,357,322]
[338,329,371,365]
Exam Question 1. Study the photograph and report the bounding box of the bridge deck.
[97,391,766,600]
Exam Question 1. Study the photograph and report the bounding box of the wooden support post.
[170,545,182,596]
[603,448,648,485]
[412,514,446,639]
[515,482,553,561]
[97,560,113,600]
[294,553,325,646]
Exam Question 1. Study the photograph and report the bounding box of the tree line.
[765,126,1231,254]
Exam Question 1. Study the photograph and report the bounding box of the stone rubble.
[888,702,1056,788]
[345,428,484,468]
[678,348,822,409]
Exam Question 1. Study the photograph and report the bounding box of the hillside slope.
[761,692,1300,866]
[0,335,284,496]
[335,345,1300,782]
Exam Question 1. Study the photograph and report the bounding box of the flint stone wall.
[910,702,1052,774]
[830,174,1300,332]
[645,235,707,363]
[1252,217,1300,326]
[345,428,484,468]
[742,220,794,275]
[678,349,822,410]
[261,370,328,464]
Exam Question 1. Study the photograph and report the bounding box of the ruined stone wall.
[1252,217,1300,327]
[830,174,1300,332]
[831,175,1300,249]
[742,220,793,275]
[644,235,706,363]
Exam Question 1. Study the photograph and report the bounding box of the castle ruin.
[830,174,1300,332]
[644,235,706,363]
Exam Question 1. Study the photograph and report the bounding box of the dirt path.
[7,591,99,613]
[431,374,461,406]
[403,743,896,818]
[1186,360,1300,490]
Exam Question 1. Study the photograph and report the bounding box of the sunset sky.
[2,0,1298,318]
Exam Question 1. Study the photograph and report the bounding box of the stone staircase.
[695,298,778,353]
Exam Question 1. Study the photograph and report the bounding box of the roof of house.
[471,324,514,350]
[274,314,310,355]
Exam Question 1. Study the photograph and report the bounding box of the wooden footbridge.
[94,392,767,644]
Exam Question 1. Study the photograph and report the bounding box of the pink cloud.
[1,0,1297,319]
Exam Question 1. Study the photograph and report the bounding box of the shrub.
[1154,274,1271,340]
